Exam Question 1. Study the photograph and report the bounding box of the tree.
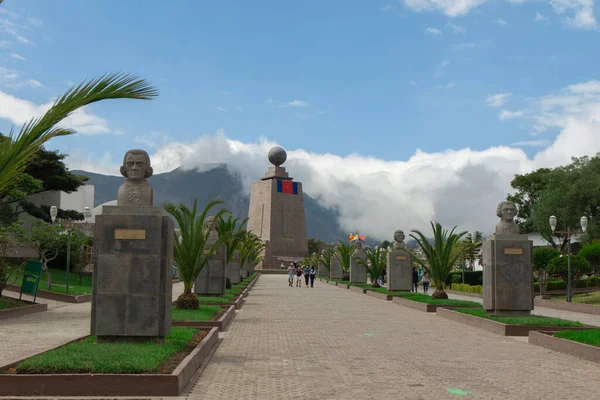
[380,240,391,250]
[308,238,326,255]
[0,73,157,204]
[239,231,265,273]
[14,220,64,289]
[216,214,248,265]
[532,247,561,296]
[319,247,334,275]
[334,241,355,281]
[0,142,88,224]
[164,199,228,310]
[405,222,469,299]
[0,222,23,297]
[355,247,387,288]
[579,243,600,275]
[507,168,551,234]
[546,254,592,301]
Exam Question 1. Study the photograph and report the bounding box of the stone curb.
[0,326,220,397]
[0,299,47,320]
[529,331,600,364]
[173,305,236,331]
[348,285,367,294]
[366,291,393,301]
[533,298,600,316]
[436,307,595,336]
[5,284,91,303]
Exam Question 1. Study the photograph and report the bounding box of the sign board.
[504,248,523,255]
[114,229,146,240]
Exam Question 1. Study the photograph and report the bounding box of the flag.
[277,179,298,195]
[359,235,365,242]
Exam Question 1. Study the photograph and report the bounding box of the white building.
[25,184,95,217]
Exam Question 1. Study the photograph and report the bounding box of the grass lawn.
[366,287,481,306]
[552,292,600,305]
[555,329,600,347]
[15,328,198,374]
[227,283,246,295]
[13,267,93,296]
[456,308,584,327]
[0,297,27,310]
[197,293,234,303]
[171,305,222,321]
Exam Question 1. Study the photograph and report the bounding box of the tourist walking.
[309,265,316,287]
[303,265,311,288]
[295,265,303,287]
[421,270,430,293]
[287,263,295,287]
[412,267,419,292]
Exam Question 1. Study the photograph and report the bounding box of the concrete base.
[350,250,367,283]
[386,249,412,292]
[195,245,227,296]
[330,255,343,279]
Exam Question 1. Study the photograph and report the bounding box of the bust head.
[120,149,153,182]
[393,230,405,243]
[496,201,518,223]
[204,216,216,232]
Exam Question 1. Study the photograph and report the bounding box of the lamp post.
[461,242,465,284]
[50,206,57,224]
[64,219,73,295]
[83,207,92,223]
[470,231,476,270]
[549,215,588,303]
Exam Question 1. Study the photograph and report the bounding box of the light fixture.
[50,206,58,223]
[549,215,557,232]
[471,232,476,243]
[581,216,588,233]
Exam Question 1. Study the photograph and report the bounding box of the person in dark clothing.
[309,266,316,287]
[412,267,419,292]
[303,265,311,287]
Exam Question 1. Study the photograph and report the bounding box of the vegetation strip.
[529,331,600,364]
[455,308,584,327]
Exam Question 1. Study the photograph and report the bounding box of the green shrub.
[450,283,483,294]
[546,255,592,281]
[445,271,482,286]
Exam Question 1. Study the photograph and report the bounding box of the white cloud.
[499,109,525,119]
[446,21,466,33]
[425,27,443,35]
[486,92,512,107]
[511,139,550,147]
[0,90,115,134]
[16,35,32,45]
[402,0,487,17]
[494,18,508,25]
[63,80,600,241]
[10,53,25,61]
[433,59,450,78]
[27,17,43,27]
[215,107,228,112]
[436,82,456,89]
[0,40,9,47]
[535,12,549,22]
[550,0,597,29]
[280,100,309,108]
[452,42,477,50]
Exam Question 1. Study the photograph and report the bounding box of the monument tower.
[247,146,308,269]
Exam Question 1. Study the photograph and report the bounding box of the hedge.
[451,283,483,294]
[445,271,482,286]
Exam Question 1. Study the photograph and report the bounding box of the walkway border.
[529,331,600,364]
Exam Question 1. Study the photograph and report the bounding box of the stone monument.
[247,146,308,268]
[483,200,533,315]
[318,249,328,277]
[226,250,242,285]
[386,230,412,291]
[350,242,367,283]
[195,216,227,296]
[330,250,343,279]
[91,149,173,343]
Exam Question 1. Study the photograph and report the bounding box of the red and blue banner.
[277,180,298,195]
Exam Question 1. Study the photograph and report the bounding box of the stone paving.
[188,275,600,400]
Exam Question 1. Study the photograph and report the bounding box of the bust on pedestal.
[350,241,367,283]
[194,216,227,296]
[482,201,534,315]
[386,230,412,291]
[91,149,173,343]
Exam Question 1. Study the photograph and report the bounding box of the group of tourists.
[285,263,316,288]
[413,267,430,293]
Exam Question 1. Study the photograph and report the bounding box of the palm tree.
[334,241,355,281]
[356,247,387,288]
[0,73,157,199]
[216,214,248,285]
[164,199,228,309]
[239,231,265,274]
[405,222,469,299]
[319,247,333,276]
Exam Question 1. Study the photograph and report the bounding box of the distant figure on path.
[296,265,303,287]
[303,265,311,288]
[287,263,295,287]
[309,265,316,287]
[412,267,419,292]
[421,271,430,293]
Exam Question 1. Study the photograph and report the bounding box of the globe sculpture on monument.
[247,146,308,269]
[482,200,534,315]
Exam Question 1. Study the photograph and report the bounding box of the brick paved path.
[188,275,600,400]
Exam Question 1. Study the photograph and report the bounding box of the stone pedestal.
[195,244,226,296]
[318,260,328,277]
[350,249,367,283]
[91,206,173,342]
[226,250,241,284]
[386,249,412,291]
[482,234,533,314]
[241,262,250,279]
[330,253,343,279]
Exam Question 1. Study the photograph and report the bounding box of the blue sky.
[1,0,600,238]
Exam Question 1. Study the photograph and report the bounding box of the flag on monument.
[277,179,298,195]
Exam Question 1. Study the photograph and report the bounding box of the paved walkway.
[188,275,600,400]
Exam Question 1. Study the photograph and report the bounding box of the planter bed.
[534,298,600,316]
[336,282,349,289]
[366,291,394,301]
[349,285,367,294]
[437,307,593,336]
[5,284,91,303]
[172,305,236,331]
[0,297,48,320]
[0,327,219,397]
[445,289,483,298]
[392,296,480,313]
[529,329,600,363]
